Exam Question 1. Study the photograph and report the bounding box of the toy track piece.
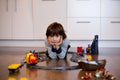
[28,65,81,70]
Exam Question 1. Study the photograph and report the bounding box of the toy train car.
[25,52,38,65]
[8,64,22,73]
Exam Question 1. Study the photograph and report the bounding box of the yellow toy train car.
[8,64,22,73]
[8,52,38,73]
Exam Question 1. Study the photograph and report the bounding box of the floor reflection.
[26,68,38,79]
[8,71,20,80]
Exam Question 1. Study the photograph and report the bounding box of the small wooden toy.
[87,55,92,61]
[86,44,91,54]
[81,72,93,80]
[8,64,22,73]
[77,46,83,54]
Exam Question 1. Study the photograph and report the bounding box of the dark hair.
[46,22,67,39]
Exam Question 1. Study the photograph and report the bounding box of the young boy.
[45,22,70,59]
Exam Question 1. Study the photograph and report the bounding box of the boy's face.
[48,35,61,43]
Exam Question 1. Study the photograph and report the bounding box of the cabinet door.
[0,0,12,39]
[101,18,120,40]
[101,0,120,17]
[12,0,33,39]
[33,0,67,39]
[68,0,100,17]
[67,18,100,40]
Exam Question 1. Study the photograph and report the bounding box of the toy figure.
[86,44,91,54]
[87,55,92,61]
[81,72,93,80]
[77,46,83,54]
[105,71,116,80]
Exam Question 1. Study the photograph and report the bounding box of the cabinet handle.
[6,0,8,12]
[76,21,91,23]
[111,21,120,23]
[77,0,90,1]
[76,0,90,1]
[111,0,120,1]
[42,0,56,1]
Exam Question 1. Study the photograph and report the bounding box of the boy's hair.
[46,22,67,39]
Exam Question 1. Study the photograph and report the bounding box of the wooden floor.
[0,47,120,80]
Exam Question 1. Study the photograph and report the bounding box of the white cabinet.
[67,18,100,40]
[101,0,120,40]
[67,0,100,40]
[101,0,120,17]
[12,0,33,39]
[0,0,33,39]
[68,0,120,40]
[68,0,100,17]
[101,18,120,40]
[0,0,12,39]
[33,0,67,39]
[1,0,120,40]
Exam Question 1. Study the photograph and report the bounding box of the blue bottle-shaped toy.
[91,35,99,55]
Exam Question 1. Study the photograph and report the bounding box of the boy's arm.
[45,39,57,59]
[45,38,70,59]
[57,38,70,59]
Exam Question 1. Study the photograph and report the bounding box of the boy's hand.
[54,36,63,50]
[47,36,63,50]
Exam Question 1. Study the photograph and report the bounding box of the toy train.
[8,51,106,72]
[8,35,105,72]
[8,51,38,73]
